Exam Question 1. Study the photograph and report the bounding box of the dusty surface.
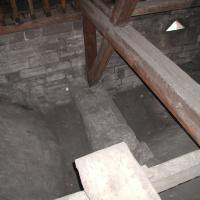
[0,101,91,200]
[113,83,200,200]
[44,102,92,195]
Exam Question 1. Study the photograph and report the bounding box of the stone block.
[42,52,59,64]
[198,35,200,42]
[56,192,88,200]
[43,22,73,36]
[73,20,83,31]
[20,66,46,79]
[6,71,21,82]
[46,72,66,82]
[75,143,160,200]
[1,61,29,75]
[29,56,43,67]
[0,75,8,84]
[24,28,42,40]
[46,61,71,73]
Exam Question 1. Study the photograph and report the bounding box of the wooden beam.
[133,0,200,16]
[42,0,51,16]
[111,0,139,25]
[60,0,67,13]
[0,9,81,35]
[0,5,5,26]
[27,0,36,19]
[92,0,111,17]
[87,0,139,85]
[74,0,81,10]
[81,0,200,145]
[83,13,97,72]
[10,0,20,24]
[91,0,200,18]
[88,38,113,85]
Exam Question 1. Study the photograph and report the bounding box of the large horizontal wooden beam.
[133,0,200,16]
[81,0,200,145]
[0,8,81,35]
[92,0,200,19]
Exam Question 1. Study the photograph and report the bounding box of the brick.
[75,143,160,200]
[42,52,59,64]
[24,29,42,40]
[29,56,43,67]
[0,75,8,84]
[46,72,65,82]
[73,20,83,31]
[46,61,71,73]
[38,42,62,53]
[6,72,20,82]
[20,66,46,79]
[1,61,30,75]
[71,54,85,67]
[4,32,25,44]
[198,35,200,42]
[43,22,73,36]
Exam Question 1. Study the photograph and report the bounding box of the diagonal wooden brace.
[82,0,139,86]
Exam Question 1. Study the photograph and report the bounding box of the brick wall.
[0,20,84,111]
[0,7,200,110]
[101,7,200,92]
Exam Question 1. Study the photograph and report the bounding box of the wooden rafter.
[92,0,200,18]
[0,5,5,26]
[42,0,51,16]
[0,9,81,35]
[86,0,139,85]
[133,0,200,16]
[111,0,139,25]
[27,0,36,19]
[81,0,200,145]
[60,0,67,13]
[10,0,20,23]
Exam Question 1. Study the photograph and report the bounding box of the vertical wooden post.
[0,5,5,26]
[10,0,20,24]
[111,0,139,25]
[60,0,67,13]
[27,0,36,19]
[42,0,51,16]
[85,0,139,85]
[83,13,97,72]
[74,0,80,10]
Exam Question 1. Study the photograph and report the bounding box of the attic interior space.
[0,0,200,199]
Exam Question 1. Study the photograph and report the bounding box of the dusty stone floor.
[44,102,92,195]
[0,100,91,200]
[113,84,200,200]
[0,63,199,199]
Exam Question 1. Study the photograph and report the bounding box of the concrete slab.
[55,192,88,200]
[75,142,161,200]
[144,150,200,193]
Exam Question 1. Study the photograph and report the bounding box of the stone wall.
[0,7,200,110]
[0,20,84,111]
[101,7,200,92]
